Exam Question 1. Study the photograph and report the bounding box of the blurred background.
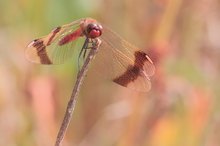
[0,0,220,146]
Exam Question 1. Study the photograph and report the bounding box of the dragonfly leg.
[78,38,94,70]
[78,38,89,70]
[79,38,89,59]
[77,38,101,70]
[91,38,102,49]
[82,38,96,59]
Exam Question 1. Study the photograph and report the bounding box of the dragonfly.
[26,18,155,92]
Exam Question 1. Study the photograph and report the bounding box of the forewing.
[26,19,84,64]
[99,26,155,92]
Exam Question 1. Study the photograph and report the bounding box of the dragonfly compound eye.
[86,23,103,38]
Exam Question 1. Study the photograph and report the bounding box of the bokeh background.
[0,0,220,146]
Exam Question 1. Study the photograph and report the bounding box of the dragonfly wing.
[99,26,155,92]
[26,18,84,64]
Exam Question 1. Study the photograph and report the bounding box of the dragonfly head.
[86,23,103,39]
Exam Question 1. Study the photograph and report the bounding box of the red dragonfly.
[26,18,155,92]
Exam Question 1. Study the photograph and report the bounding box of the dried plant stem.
[55,38,101,146]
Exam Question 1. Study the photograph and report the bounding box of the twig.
[55,38,101,146]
